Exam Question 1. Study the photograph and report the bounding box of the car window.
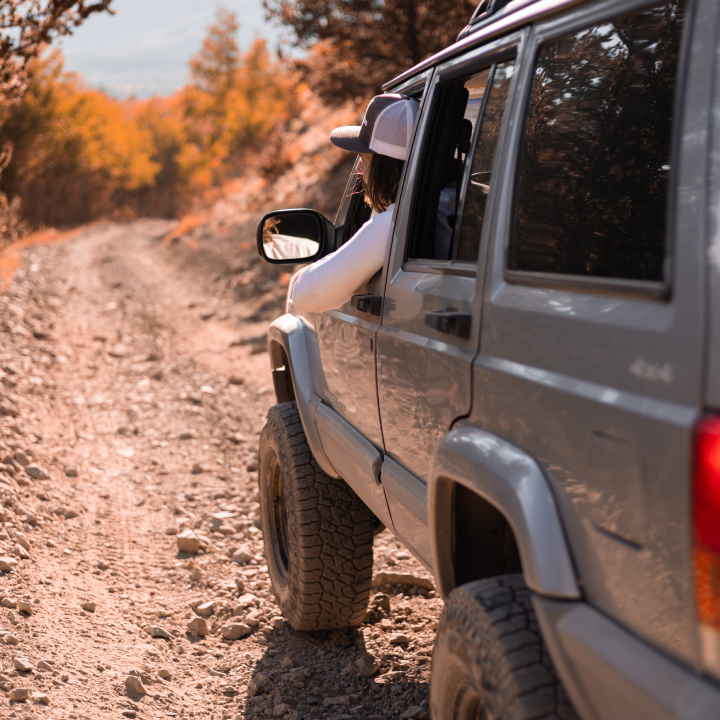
[509,0,688,284]
[453,60,515,262]
[340,159,372,246]
[408,59,515,263]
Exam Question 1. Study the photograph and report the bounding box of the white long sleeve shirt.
[291,205,394,313]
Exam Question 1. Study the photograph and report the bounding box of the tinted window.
[409,58,516,263]
[455,60,515,262]
[510,1,687,282]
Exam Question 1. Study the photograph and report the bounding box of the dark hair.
[364,154,404,213]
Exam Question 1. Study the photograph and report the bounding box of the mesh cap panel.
[373,103,409,149]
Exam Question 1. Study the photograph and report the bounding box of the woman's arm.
[291,206,394,314]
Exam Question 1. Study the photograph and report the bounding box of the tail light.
[693,416,720,678]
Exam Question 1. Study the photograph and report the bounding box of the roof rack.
[457,0,539,42]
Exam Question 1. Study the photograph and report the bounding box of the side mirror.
[256,209,334,265]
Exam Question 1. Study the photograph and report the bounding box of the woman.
[291,94,420,314]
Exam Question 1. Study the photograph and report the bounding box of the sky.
[60,0,287,99]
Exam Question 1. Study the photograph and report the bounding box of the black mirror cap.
[256,208,335,265]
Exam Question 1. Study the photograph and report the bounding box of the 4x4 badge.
[629,359,673,384]
[323,389,346,411]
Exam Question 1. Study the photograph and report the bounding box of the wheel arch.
[429,425,580,600]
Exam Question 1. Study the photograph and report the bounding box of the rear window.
[509,0,688,284]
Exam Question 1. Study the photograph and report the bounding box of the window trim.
[501,0,694,300]
[402,29,527,272]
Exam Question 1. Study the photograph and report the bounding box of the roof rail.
[457,0,537,41]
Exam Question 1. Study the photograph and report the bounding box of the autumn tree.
[264,0,476,102]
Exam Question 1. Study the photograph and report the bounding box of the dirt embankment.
[0,219,440,720]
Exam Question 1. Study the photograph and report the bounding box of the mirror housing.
[256,209,335,265]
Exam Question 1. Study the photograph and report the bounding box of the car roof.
[383,0,581,92]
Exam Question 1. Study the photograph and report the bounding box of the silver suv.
[254,0,720,718]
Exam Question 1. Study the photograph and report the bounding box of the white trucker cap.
[330,94,420,161]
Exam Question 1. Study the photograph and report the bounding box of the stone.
[231,546,253,564]
[122,712,137,718]
[372,572,435,590]
[189,569,203,582]
[247,672,270,696]
[165,526,178,535]
[81,601,96,612]
[273,704,290,717]
[17,600,32,614]
[401,707,429,720]
[389,633,410,645]
[4,633,18,645]
[64,464,79,477]
[222,622,251,641]
[176,529,201,554]
[234,593,257,613]
[15,532,31,551]
[13,543,30,559]
[125,674,147,699]
[187,617,208,636]
[1,596,17,608]
[178,430,195,440]
[379,618,393,630]
[322,695,350,707]
[234,577,245,592]
[32,691,50,705]
[217,523,235,536]
[37,660,53,671]
[144,626,170,639]
[24,463,47,480]
[13,451,29,466]
[158,668,171,679]
[0,556,17,572]
[280,656,294,669]
[355,653,380,677]
[191,463,204,474]
[10,687,30,701]
[195,601,215,616]
[246,461,258,472]
[13,655,33,672]
[228,375,244,385]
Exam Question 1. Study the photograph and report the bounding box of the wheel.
[258,401,375,631]
[430,575,579,720]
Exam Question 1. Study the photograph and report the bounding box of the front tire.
[258,401,375,631]
[430,575,578,720]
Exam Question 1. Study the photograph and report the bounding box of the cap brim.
[329,126,373,154]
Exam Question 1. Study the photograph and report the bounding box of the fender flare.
[267,314,339,478]
[429,425,580,599]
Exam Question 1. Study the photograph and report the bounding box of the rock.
[323,695,350,707]
[165,526,178,535]
[17,600,32,614]
[195,600,215,616]
[178,430,195,440]
[228,432,246,444]
[247,673,270,696]
[176,529,201,554]
[280,656,294,669]
[144,626,170,639]
[231,546,253,564]
[379,618,393,630]
[1,596,17,608]
[122,712,137,718]
[4,633,18,645]
[15,532,31,551]
[217,523,235,535]
[0,556,17,572]
[125,674,147,700]
[273,704,290,717]
[158,668,171,679]
[24,463,47,480]
[187,617,208,636]
[191,463,204,474]
[372,572,435,590]
[64,464,78,477]
[10,687,30,701]
[228,375,244,385]
[32,691,50,705]
[234,593,257,613]
[13,451,29,466]
[97,560,109,570]
[13,543,29,559]
[234,577,245,593]
[355,653,380,677]
[37,660,53,671]
[81,601,96,612]
[246,461,258,472]
[401,707,429,720]
[189,569,203,582]
[389,633,410,645]
[13,655,33,672]
[222,622,251,641]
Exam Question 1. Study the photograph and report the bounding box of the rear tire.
[430,575,578,720]
[258,401,375,631]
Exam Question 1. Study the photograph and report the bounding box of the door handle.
[425,311,472,338]
[351,294,382,316]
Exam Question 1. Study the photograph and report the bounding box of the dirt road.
[0,221,440,720]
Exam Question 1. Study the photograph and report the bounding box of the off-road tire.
[258,401,375,631]
[430,575,578,720]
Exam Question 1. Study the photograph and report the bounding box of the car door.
[376,32,525,567]
[475,0,706,665]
